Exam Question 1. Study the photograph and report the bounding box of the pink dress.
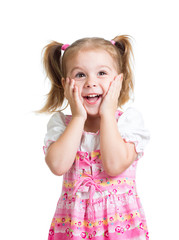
[43,107,150,240]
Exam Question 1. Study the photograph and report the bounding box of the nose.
[84,76,97,88]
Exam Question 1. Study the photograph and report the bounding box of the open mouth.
[83,94,102,104]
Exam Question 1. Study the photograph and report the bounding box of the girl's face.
[65,49,120,117]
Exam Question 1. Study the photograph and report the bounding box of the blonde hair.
[37,35,134,114]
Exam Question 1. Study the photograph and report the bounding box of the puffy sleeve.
[117,107,150,160]
[43,111,67,155]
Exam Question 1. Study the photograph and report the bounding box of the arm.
[45,116,85,176]
[99,75,137,177]
[45,77,87,176]
[100,114,137,177]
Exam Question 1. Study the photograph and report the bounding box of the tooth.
[88,95,98,97]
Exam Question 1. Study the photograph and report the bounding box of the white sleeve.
[117,107,150,160]
[43,112,66,155]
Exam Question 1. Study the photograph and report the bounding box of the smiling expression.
[65,49,120,116]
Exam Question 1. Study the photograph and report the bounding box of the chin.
[82,101,101,118]
[86,109,100,118]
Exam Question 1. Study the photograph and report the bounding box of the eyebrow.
[70,67,82,74]
[98,65,112,71]
[70,65,112,74]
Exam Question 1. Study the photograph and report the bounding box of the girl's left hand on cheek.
[99,74,123,117]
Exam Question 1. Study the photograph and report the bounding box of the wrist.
[100,113,117,129]
[100,111,116,120]
[72,115,87,123]
[71,108,87,121]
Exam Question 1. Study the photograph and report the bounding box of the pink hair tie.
[61,44,70,51]
[111,40,115,45]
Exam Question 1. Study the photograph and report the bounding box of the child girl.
[40,35,150,239]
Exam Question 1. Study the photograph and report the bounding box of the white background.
[0,0,179,239]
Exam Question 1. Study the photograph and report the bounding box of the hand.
[99,74,123,117]
[63,78,87,120]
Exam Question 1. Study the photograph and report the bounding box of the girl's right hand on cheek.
[64,78,87,120]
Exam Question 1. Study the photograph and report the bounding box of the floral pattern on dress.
[44,109,150,240]
[47,150,149,239]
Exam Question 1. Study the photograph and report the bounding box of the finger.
[64,78,75,100]
[73,85,80,103]
[64,77,70,89]
[75,85,84,106]
[108,77,121,99]
[107,80,116,96]
[114,78,121,98]
[105,74,122,98]
[63,77,69,97]
[69,78,75,96]
[114,75,122,91]
[115,75,122,87]
[113,75,121,86]
[118,74,123,89]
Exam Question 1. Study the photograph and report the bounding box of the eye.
[98,71,107,76]
[75,72,85,78]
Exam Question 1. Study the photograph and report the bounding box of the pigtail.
[36,35,135,114]
[36,41,66,114]
[113,35,134,107]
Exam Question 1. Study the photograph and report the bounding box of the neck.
[84,115,100,133]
